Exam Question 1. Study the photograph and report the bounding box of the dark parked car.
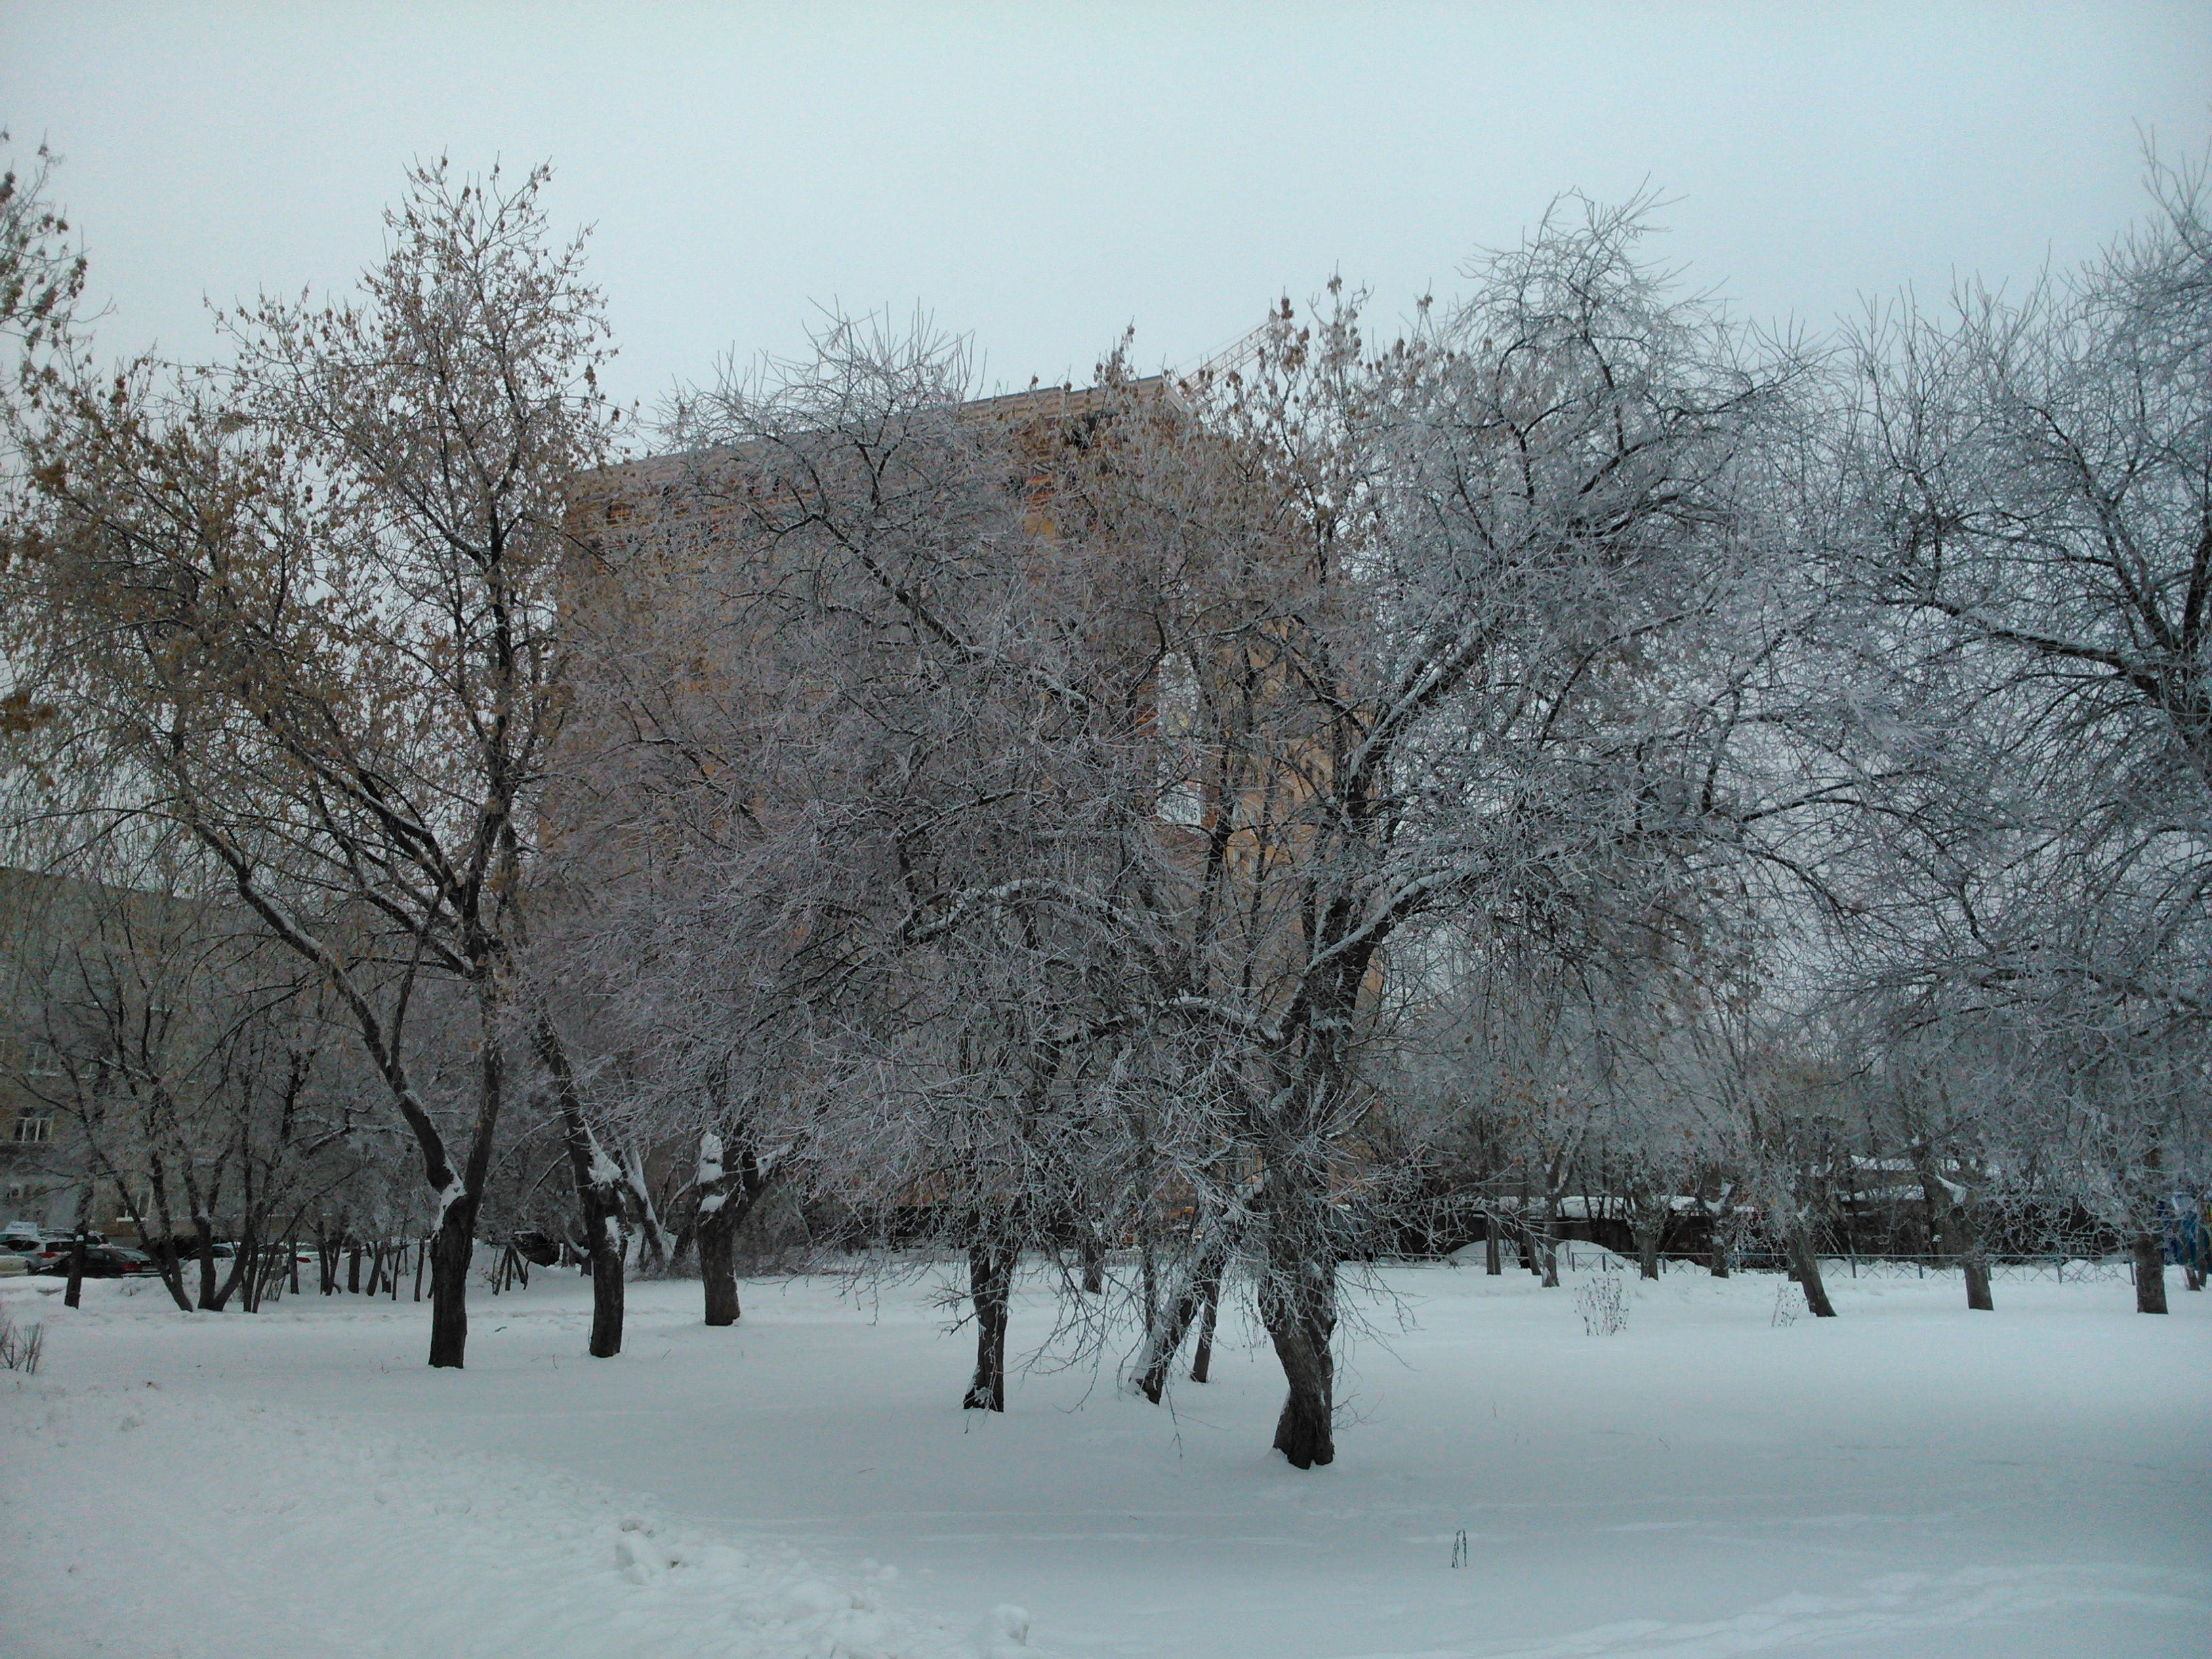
[33,1243,159,1278]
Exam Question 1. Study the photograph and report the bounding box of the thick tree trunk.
[699,1195,741,1327]
[1261,1263,1334,1469]
[1784,1227,1837,1318]
[428,1200,476,1368]
[1913,1149,1994,1313]
[1080,1225,1106,1295]
[1258,1163,1336,1469]
[1633,1223,1662,1282]
[347,1241,362,1294]
[1189,1271,1221,1383]
[1483,1222,1501,1276]
[2132,1229,2168,1315]
[964,1240,1016,1412]
[589,1218,626,1356]
[1963,1255,1994,1312]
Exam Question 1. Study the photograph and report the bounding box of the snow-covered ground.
[3,1258,2205,1658]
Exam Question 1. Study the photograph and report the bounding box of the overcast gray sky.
[4,1,2208,411]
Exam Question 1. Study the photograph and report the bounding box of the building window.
[12,1113,54,1145]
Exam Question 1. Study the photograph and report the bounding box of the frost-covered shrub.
[1771,1282,1807,1327]
[1576,1275,1629,1336]
[0,1310,44,1374]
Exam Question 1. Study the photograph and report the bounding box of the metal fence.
[1548,1245,2135,1283]
[1820,1253,2131,1284]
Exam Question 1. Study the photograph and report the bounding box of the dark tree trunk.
[1262,1268,1334,1469]
[1258,1166,1335,1469]
[1912,1149,1994,1313]
[1483,1222,1501,1275]
[347,1241,362,1294]
[428,1200,476,1368]
[63,1191,89,1309]
[964,1239,1015,1412]
[1963,1255,1994,1312]
[147,1234,191,1312]
[1189,1270,1221,1384]
[1136,1227,1235,1402]
[207,1225,251,1311]
[588,1218,626,1357]
[1708,1229,1730,1277]
[2133,1229,2168,1315]
[1080,1224,1105,1295]
[1634,1222,1662,1282]
[533,1011,623,1357]
[194,1214,220,1310]
[1784,1227,1837,1317]
[699,1197,741,1327]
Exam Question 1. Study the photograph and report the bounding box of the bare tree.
[5,160,619,1366]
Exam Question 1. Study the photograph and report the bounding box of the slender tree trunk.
[192,1214,220,1309]
[134,1150,192,1311]
[347,1240,362,1294]
[2132,1229,2168,1315]
[208,1224,251,1311]
[1539,1195,1562,1289]
[1080,1222,1106,1295]
[1189,1270,1221,1384]
[534,1012,624,1358]
[63,1189,89,1309]
[1136,1231,1235,1401]
[964,1237,1016,1412]
[1483,1220,1501,1275]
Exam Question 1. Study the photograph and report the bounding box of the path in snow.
[3,1261,2205,1658]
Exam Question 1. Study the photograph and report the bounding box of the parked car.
[32,1243,158,1278]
